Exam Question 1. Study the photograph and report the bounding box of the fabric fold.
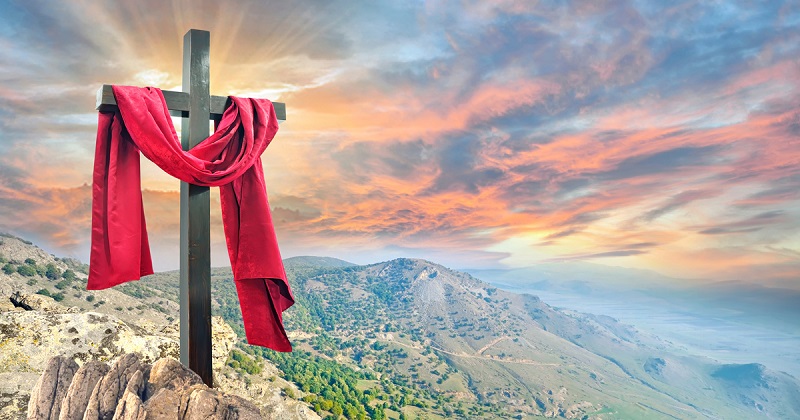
[89,85,293,352]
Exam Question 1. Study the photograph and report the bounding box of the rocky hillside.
[0,233,318,420]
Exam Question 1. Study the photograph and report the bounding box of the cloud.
[698,210,788,235]
[597,146,723,181]
[0,0,799,282]
[640,189,722,222]
[546,249,649,263]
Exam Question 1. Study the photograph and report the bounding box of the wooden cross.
[96,29,286,386]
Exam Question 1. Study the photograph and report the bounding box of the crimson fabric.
[89,85,293,352]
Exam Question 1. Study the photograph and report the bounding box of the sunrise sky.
[0,1,798,287]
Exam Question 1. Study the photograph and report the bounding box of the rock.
[212,317,237,373]
[159,317,236,375]
[17,294,63,313]
[0,372,39,418]
[142,388,180,419]
[0,311,179,373]
[83,354,143,420]
[26,356,78,420]
[144,357,203,400]
[110,370,146,420]
[26,353,321,420]
[59,361,110,420]
[180,386,262,420]
[0,296,20,312]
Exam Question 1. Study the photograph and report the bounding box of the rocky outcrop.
[83,354,147,420]
[0,310,179,374]
[26,357,78,420]
[157,317,237,374]
[27,354,267,419]
[58,361,109,420]
[110,370,146,420]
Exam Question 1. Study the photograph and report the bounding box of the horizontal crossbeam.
[95,84,286,121]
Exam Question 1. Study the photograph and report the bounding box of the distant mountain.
[283,256,356,268]
[467,262,691,295]
[470,263,800,336]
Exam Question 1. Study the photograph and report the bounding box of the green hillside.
[122,258,799,419]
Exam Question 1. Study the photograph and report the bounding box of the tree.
[16,265,36,277]
[45,263,61,280]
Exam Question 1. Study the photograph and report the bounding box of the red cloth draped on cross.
[88,85,293,352]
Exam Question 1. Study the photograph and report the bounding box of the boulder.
[142,388,180,419]
[83,354,143,420]
[180,386,262,419]
[59,361,110,420]
[26,356,78,420]
[144,357,203,400]
[27,353,321,420]
[110,370,146,420]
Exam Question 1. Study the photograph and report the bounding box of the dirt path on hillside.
[475,336,510,355]
[386,337,559,366]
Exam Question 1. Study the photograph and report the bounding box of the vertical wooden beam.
[179,29,213,387]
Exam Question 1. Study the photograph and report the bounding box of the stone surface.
[180,386,262,420]
[0,372,38,419]
[141,388,180,419]
[25,354,320,420]
[26,356,78,420]
[110,370,146,420]
[144,357,203,401]
[211,317,237,373]
[158,316,237,374]
[83,354,143,420]
[59,361,110,420]
[0,311,179,374]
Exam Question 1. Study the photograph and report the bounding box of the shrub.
[36,288,51,297]
[16,265,36,277]
[24,258,36,265]
[55,280,71,290]
[27,279,37,286]
[86,295,95,302]
[62,269,76,281]
[52,292,65,302]
[45,264,61,280]
[2,263,14,275]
